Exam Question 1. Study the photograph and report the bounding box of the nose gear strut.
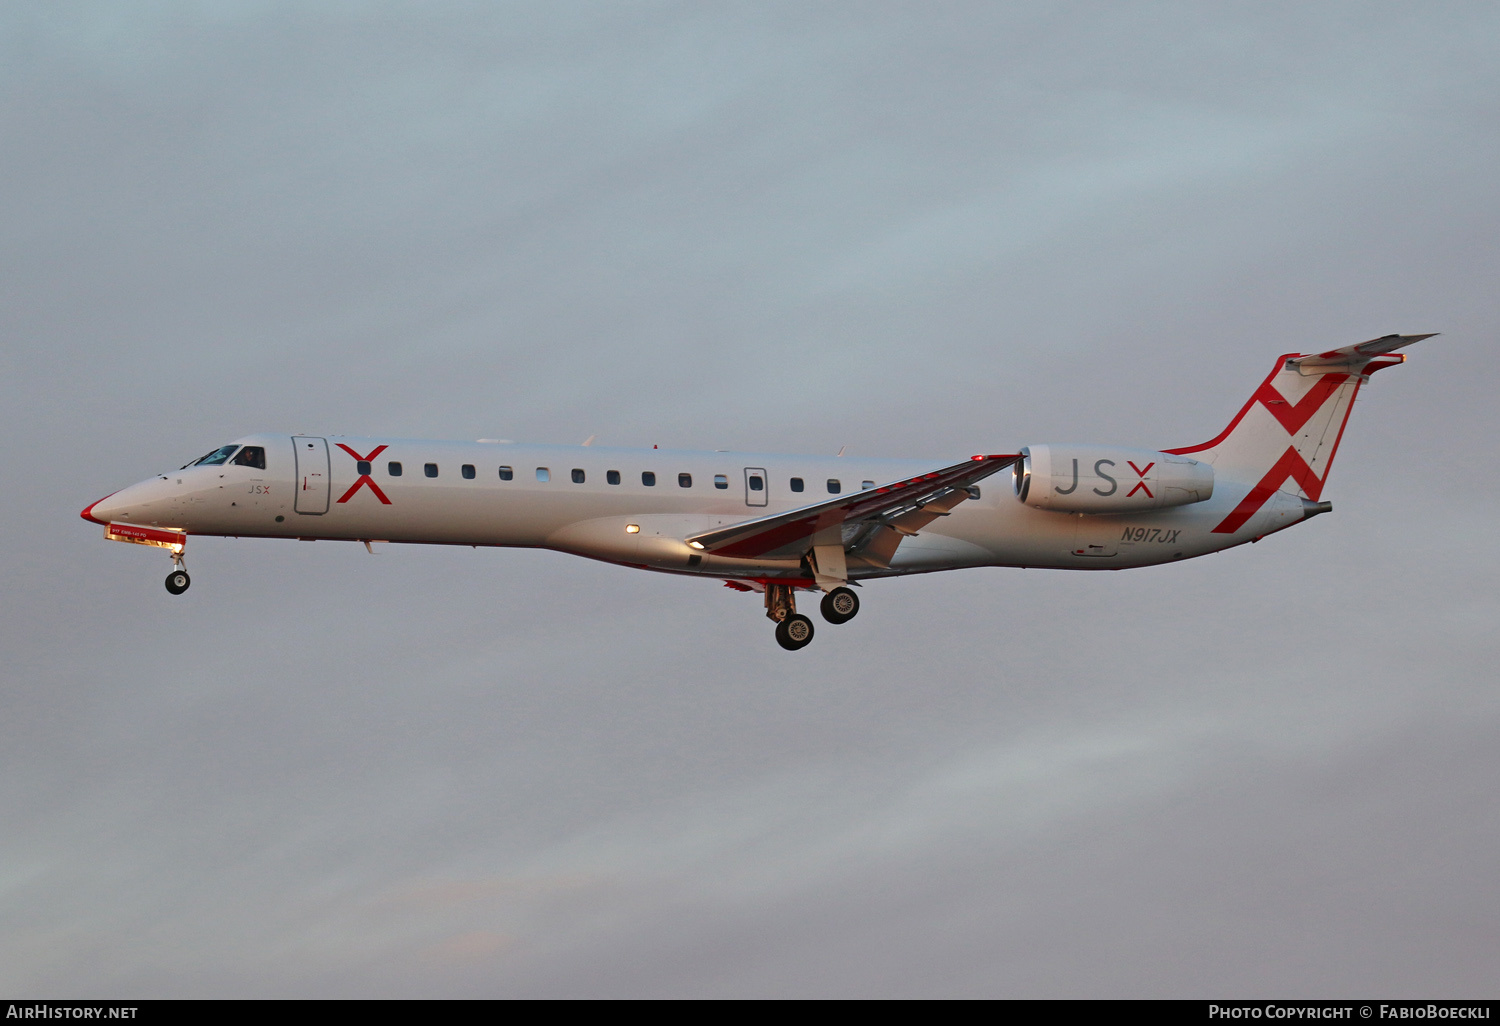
[165,549,190,595]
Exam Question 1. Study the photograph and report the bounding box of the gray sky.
[3,1,1497,997]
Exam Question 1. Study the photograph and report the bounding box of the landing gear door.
[744,467,768,507]
[294,436,331,515]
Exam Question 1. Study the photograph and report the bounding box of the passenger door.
[293,436,330,515]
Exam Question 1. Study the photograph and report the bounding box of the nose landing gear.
[99,523,192,596]
[165,550,190,595]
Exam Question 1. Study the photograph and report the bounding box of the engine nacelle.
[1013,444,1213,513]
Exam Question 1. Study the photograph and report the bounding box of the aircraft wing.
[1292,333,1438,370]
[685,453,1020,566]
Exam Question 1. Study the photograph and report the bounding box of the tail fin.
[1168,334,1436,534]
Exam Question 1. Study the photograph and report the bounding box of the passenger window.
[861,480,874,490]
[356,461,371,475]
[231,446,266,469]
[388,462,403,477]
[678,473,692,488]
[462,464,476,480]
[642,471,656,486]
[713,474,728,489]
[498,466,513,481]
[790,477,804,492]
[425,463,439,478]
[536,467,550,482]
[827,479,841,494]
[571,469,585,484]
[607,470,621,485]
[748,475,764,491]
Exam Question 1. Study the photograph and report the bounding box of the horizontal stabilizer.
[1291,333,1438,370]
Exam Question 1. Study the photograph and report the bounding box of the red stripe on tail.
[1211,447,1324,534]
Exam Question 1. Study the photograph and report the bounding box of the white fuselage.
[86,433,1301,582]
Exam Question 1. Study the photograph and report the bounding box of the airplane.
[81,334,1433,650]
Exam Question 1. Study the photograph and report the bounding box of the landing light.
[688,540,705,550]
[104,524,186,553]
[625,524,640,534]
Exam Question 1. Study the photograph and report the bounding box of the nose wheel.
[164,549,190,595]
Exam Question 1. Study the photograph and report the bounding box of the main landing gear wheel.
[775,613,815,651]
[165,570,191,595]
[820,586,859,624]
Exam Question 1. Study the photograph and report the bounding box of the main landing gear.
[820,586,859,625]
[774,613,815,651]
[765,583,860,650]
[765,583,813,651]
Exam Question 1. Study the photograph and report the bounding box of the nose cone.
[83,478,173,526]
[80,494,115,525]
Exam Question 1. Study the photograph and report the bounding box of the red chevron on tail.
[1170,334,1435,535]
[1211,446,1325,533]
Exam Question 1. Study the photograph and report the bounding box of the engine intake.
[1014,444,1213,513]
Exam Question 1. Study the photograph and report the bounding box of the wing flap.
[686,454,1020,561]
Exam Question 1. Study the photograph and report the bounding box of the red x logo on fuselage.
[334,444,392,504]
[1126,461,1155,498]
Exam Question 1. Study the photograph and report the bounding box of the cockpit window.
[231,446,266,469]
[192,445,238,467]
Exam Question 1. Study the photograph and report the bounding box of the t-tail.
[1168,333,1437,534]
